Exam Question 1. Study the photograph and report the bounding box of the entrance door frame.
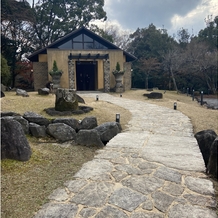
[76,61,98,91]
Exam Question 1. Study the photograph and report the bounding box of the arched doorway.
[76,61,97,91]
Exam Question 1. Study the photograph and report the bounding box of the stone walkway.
[34,93,217,218]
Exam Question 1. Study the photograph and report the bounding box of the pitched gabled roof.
[28,26,136,62]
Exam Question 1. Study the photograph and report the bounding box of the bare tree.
[161,47,184,91]
[186,40,218,94]
[138,58,160,89]
[102,22,132,50]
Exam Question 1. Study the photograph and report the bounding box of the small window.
[84,34,93,42]
[84,42,94,49]
[58,40,72,49]
[60,33,110,50]
[73,34,83,42]
[73,42,83,49]
[94,41,107,49]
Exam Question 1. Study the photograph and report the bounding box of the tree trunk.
[168,71,171,90]
[203,71,216,94]
[145,73,149,89]
[170,68,178,92]
[11,54,17,88]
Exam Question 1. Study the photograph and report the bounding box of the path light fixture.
[192,89,195,101]
[174,102,177,110]
[96,95,99,101]
[187,88,189,96]
[116,113,120,123]
[201,91,204,105]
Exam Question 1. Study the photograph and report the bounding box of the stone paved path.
[34,93,217,218]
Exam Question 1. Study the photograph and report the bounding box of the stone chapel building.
[28,27,136,92]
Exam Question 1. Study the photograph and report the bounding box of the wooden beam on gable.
[69,53,109,60]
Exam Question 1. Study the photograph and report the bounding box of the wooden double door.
[76,61,97,91]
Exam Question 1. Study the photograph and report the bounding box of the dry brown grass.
[115,89,218,134]
[1,90,218,218]
[0,92,131,128]
[1,142,97,218]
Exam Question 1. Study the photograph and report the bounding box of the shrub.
[1,55,11,86]
[49,60,62,76]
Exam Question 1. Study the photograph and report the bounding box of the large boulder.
[143,92,163,99]
[29,123,47,138]
[16,88,29,97]
[1,91,5,98]
[23,111,50,126]
[1,112,21,117]
[52,118,79,131]
[94,122,122,143]
[13,116,29,134]
[0,113,29,134]
[1,118,32,161]
[38,88,50,95]
[76,129,104,147]
[1,84,6,91]
[55,88,78,111]
[46,123,76,142]
[46,81,53,90]
[207,136,218,178]
[194,130,217,167]
[76,94,85,104]
[79,116,97,130]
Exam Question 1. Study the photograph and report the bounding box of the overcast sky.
[101,0,218,36]
[27,0,218,37]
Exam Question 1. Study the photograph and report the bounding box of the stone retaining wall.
[124,62,132,91]
[33,62,48,90]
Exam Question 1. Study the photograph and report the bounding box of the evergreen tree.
[127,24,176,89]
[1,55,11,86]
[198,15,218,49]
[1,0,35,87]
[31,0,107,49]
[177,28,191,48]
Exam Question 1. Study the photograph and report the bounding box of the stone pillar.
[103,60,110,92]
[124,62,132,91]
[68,60,75,89]
[33,62,48,91]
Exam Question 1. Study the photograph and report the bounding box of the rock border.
[44,106,94,116]
[1,111,122,152]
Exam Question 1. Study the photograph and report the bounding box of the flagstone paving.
[34,93,217,218]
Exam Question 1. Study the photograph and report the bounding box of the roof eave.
[27,26,137,62]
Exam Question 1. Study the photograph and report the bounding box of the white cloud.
[103,0,218,36]
[169,0,218,36]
